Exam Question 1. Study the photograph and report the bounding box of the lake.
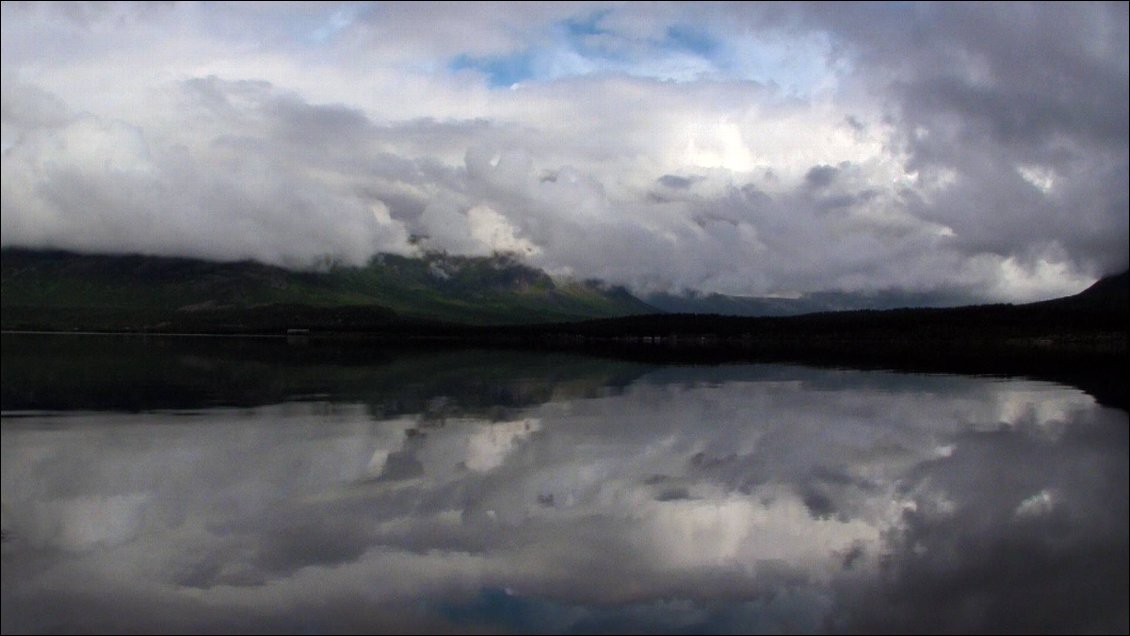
[2,333,1127,633]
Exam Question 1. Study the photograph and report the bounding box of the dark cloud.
[804,164,839,189]
[831,418,1130,633]
[800,2,1129,276]
[657,174,702,189]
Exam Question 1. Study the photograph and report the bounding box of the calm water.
[2,334,1127,634]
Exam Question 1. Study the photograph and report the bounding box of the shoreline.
[4,327,1126,411]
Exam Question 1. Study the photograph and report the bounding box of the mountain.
[535,270,1129,407]
[645,287,984,317]
[0,248,656,330]
[4,245,1124,338]
[560,270,1129,340]
[646,271,1129,317]
[1054,270,1129,311]
[643,291,824,317]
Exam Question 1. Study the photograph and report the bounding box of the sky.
[1,1,1127,302]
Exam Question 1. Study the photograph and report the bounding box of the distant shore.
[4,318,1126,411]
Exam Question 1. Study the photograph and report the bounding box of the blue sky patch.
[563,9,612,38]
[665,25,720,57]
[449,51,536,88]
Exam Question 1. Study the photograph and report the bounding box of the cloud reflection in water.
[2,366,1126,633]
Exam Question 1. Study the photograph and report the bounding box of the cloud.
[656,174,701,190]
[1,76,420,267]
[1,2,1125,300]
[830,410,1129,633]
[2,363,1123,633]
[800,2,1129,273]
[465,417,541,472]
[804,164,840,190]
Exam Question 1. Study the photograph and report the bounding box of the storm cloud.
[2,2,1126,301]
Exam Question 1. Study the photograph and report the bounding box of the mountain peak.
[1,248,656,329]
[1072,270,1129,310]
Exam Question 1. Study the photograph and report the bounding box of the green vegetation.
[0,248,656,330]
[2,247,1125,408]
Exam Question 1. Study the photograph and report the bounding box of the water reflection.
[2,339,1127,633]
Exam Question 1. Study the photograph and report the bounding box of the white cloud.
[1,2,1124,300]
[1014,489,1057,518]
[465,418,541,472]
[467,204,541,256]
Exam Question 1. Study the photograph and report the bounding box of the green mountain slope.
[0,248,656,330]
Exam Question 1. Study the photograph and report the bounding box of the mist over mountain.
[4,247,1126,331]
[644,287,982,317]
[3,247,1126,408]
[0,248,655,328]
[1067,270,1130,311]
